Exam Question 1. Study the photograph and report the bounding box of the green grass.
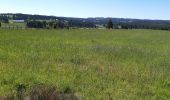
[1,22,26,27]
[0,29,169,99]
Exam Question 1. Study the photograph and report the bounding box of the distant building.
[12,20,25,23]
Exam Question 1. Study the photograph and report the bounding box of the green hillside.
[0,29,169,99]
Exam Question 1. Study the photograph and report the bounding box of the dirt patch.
[1,85,80,100]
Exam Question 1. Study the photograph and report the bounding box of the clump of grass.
[15,83,26,100]
[0,94,14,100]
[70,55,86,65]
[1,85,79,100]
[30,85,79,100]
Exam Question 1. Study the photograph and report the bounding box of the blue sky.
[0,0,170,20]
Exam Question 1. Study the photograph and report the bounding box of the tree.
[48,21,55,29]
[42,21,47,28]
[26,21,45,28]
[2,17,9,23]
[107,19,113,29]
[0,22,1,28]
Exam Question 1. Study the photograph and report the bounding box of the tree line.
[26,20,69,29]
[107,19,170,30]
[26,20,95,29]
[1,13,170,30]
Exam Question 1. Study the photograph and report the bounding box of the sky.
[0,0,170,20]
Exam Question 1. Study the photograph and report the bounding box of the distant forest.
[1,13,170,30]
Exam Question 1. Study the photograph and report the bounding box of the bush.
[26,21,47,28]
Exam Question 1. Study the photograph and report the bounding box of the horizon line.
[0,13,170,21]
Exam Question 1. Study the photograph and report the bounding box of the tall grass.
[0,29,169,99]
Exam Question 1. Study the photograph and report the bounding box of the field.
[1,23,26,27]
[0,29,169,99]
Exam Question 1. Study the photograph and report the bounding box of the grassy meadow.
[0,29,169,99]
[1,23,26,27]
